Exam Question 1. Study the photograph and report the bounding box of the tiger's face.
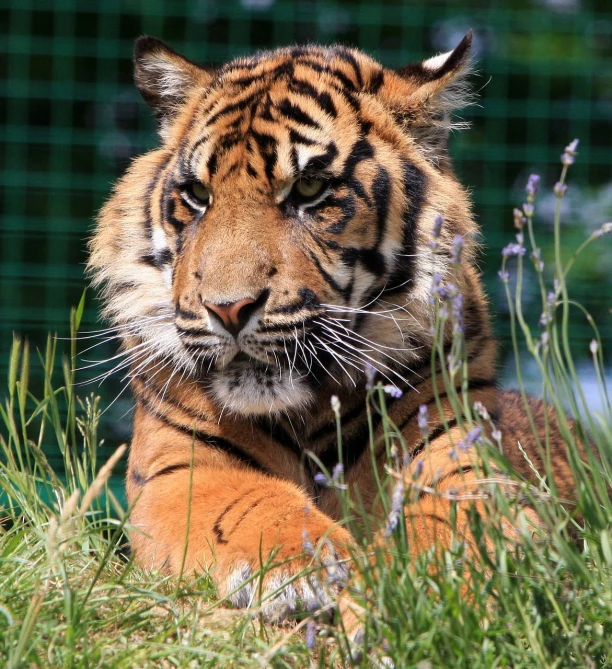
[90,36,477,416]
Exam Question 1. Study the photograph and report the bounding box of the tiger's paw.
[220,539,352,622]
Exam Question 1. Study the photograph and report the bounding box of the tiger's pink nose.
[202,297,257,336]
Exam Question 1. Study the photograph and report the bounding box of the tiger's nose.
[202,296,260,336]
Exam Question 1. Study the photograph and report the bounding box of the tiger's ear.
[134,36,215,134]
[385,31,474,164]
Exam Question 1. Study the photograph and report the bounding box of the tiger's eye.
[188,182,211,204]
[294,177,325,200]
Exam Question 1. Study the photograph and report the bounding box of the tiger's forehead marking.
[177,45,389,189]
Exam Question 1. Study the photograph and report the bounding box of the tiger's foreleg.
[128,465,354,621]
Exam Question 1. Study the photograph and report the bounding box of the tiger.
[88,32,579,626]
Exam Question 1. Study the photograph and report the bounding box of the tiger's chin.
[209,357,315,417]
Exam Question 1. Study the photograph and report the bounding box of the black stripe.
[277,99,321,128]
[251,130,278,182]
[213,492,256,545]
[342,138,374,181]
[289,129,317,146]
[288,78,338,118]
[409,418,459,461]
[205,90,261,127]
[382,160,427,296]
[303,142,339,173]
[143,156,171,237]
[137,395,266,472]
[308,249,350,298]
[297,59,358,93]
[332,47,364,89]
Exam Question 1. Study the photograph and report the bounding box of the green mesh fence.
[1,0,611,474]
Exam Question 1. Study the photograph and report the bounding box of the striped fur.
[88,33,578,621]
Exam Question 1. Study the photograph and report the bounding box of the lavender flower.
[525,174,540,198]
[365,362,376,390]
[513,208,526,230]
[473,401,490,421]
[522,203,534,218]
[429,214,444,250]
[540,331,550,353]
[413,460,424,479]
[447,353,462,375]
[492,428,502,443]
[593,222,612,238]
[561,139,579,166]
[531,249,544,272]
[452,291,464,335]
[450,235,464,264]
[539,291,556,327]
[458,425,483,451]
[502,242,526,258]
[305,619,317,651]
[429,273,442,304]
[449,448,458,461]
[418,404,429,440]
[554,182,568,197]
[314,472,329,487]
[383,384,403,398]
[315,465,347,490]
[385,478,405,536]
[498,270,510,283]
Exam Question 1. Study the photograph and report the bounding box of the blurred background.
[1,0,611,479]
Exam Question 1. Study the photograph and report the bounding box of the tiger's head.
[89,34,486,416]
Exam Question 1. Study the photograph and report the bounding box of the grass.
[1,144,612,668]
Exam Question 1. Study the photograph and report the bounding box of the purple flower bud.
[502,242,526,258]
[385,478,405,536]
[458,425,483,451]
[531,249,544,272]
[492,429,502,442]
[593,222,612,238]
[452,291,464,335]
[432,214,443,238]
[522,203,534,217]
[413,460,424,479]
[525,174,540,197]
[364,362,376,390]
[314,472,330,487]
[513,208,526,230]
[473,401,490,421]
[566,139,579,153]
[561,139,579,166]
[383,384,403,398]
[331,463,348,490]
[418,404,429,439]
[539,291,556,327]
[498,270,510,283]
[429,273,442,304]
[554,182,567,197]
[449,448,458,461]
[429,214,444,250]
[450,235,464,264]
[306,619,317,650]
